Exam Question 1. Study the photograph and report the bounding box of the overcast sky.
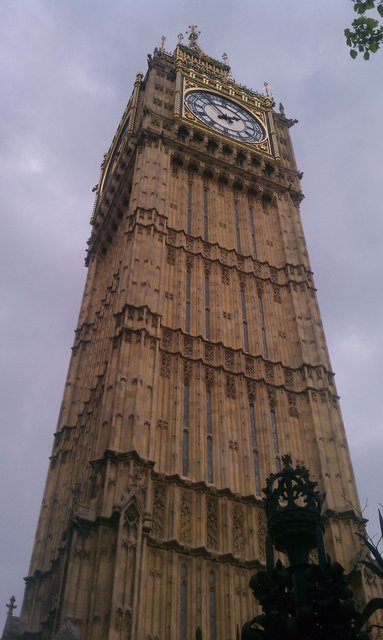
[1,0,382,629]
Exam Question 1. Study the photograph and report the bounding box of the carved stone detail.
[257,511,267,562]
[152,482,167,538]
[268,387,276,408]
[180,491,192,544]
[265,363,274,383]
[225,374,236,399]
[273,285,281,303]
[162,329,172,350]
[205,367,214,391]
[222,266,230,285]
[225,349,234,369]
[160,353,171,378]
[232,504,245,556]
[246,379,256,402]
[284,368,294,387]
[183,360,193,383]
[183,335,193,356]
[167,247,175,265]
[288,393,299,417]
[245,357,255,377]
[205,344,214,364]
[207,497,219,550]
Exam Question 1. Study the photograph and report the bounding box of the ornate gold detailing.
[186,25,201,51]
[174,37,278,158]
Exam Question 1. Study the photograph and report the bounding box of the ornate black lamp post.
[242,455,369,640]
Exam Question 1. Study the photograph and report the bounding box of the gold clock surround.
[174,46,279,158]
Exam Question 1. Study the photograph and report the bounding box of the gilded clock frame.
[174,49,280,159]
[183,86,268,146]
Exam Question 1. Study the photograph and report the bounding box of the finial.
[186,24,201,50]
[159,35,166,51]
[279,102,285,116]
[6,596,17,619]
[263,81,271,97]
[281,453,293,467]
[222,52,229,65]
[177,32,184,45]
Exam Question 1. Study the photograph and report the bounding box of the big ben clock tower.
[13,28,371,640]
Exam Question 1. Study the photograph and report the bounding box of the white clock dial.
[185,90,266,144]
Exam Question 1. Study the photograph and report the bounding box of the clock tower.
[15,28,371,640]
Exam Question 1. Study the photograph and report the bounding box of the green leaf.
[378,5,383,16]
[360,559,383,579]
[356,533,383,568]
[370,40,379,52]
[364,16,379,27]
[350,49,358,58]
[355,598,383,631]
[355,2,365,13]
[364,51,370,59]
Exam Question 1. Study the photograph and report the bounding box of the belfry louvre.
[11,28,371,640]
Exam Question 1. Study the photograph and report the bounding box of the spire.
[186,24,201,51]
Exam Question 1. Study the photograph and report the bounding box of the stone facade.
[10,35,372,640]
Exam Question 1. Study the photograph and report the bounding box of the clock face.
[185,90,266,144]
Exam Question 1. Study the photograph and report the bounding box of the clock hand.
[203,94,228,117]
[201,93,241,124]
[218,113,240,124]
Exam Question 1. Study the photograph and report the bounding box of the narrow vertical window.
[182,431,189,476]
[240,287,249,353]
[207,390,213,483]
[185,269,191,333]
[203,188,209,241]
[205,274,210,339]
[258,296,268,358]
[249,403,260,494]
[187,182,192,235]
[206,391,212,435]
[183,384,190,476]
[183,384,190,427]
[249,206,257,259]
[209,570,217,640]
[270,409,281,470]
[234,201,241,253]
[180,564,188,640]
